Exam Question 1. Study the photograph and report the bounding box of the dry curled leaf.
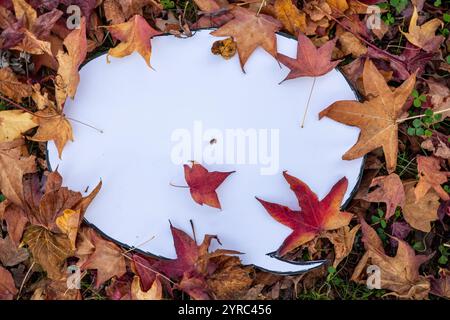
[400,6,444,52]
[0,265,18,300]
[30,108,74,159]
[429,269,450,299]
[324,224,360,267]
[55,209,81,251]
[211,37,236,60]
[81,231,127,287]
[31,278,82,300]
[273,0,306,36]
[403,182,439,232]
[11,0,35,29]
[55,17,87,109]
[352,218,432,299]
[156,224,240,300]
[0,141,36,206]
[338,31,367,58]
[362,173,405,220]
[427,79,450,120]
[0,235,29,267]
[31,84,55,111]
[326,0,349,12]
[131,276,163,300]
[12,29,52,55]
[206,255,253,299]
[415,155,450,202]
[0,67,32,102]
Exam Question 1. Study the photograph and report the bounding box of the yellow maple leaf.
[0,110,37,142]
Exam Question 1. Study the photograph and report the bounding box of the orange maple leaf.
[256,171,352,256]
[319,59,416,173]
[107,15,161,68]
[211,7,282,71]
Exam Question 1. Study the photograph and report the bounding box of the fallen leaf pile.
[0,0,449,301]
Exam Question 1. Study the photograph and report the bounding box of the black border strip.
[46,29,366,276]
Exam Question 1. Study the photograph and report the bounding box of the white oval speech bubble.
[48,30,363,274]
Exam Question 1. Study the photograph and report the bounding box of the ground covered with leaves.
[0,0,449,300]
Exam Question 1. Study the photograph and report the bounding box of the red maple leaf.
[256,171,353,256]
[183,163,234,209]
[155,224,239,299]
[277,32,342,82]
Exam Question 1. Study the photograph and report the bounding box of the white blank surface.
[48,30,363,274]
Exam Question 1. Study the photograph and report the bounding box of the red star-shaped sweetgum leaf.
[211,7,282,72]
[256,171,352,256]
[184,163,234,209]
[277,32,342,82]
[155,224,240,299]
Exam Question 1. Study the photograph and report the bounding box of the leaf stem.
[67,117,104,133]
[123,235,156,254]
[256,0,266,17]
[301,77,316,128]
[169,182,189,188]
[16,261,35,299]
[396,107,450,123]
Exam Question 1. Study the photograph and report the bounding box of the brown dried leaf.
[324,224,360,267]
[0,265,18,300]
[427,79,450,120]
[319,59,416,173]
[12,29,52,55]
[206,255,253,299]
[55,18,87,108]
[30,108,73,158]
[362,173,405,220]
[415,155,450,202]
[0,142,37,206]
[273,0,307,36]
[3,202,28,245]
[0,110,38,143]
[351,218,432,299]
[429,269,450,299]
[12,0,36,29]
[211,7,282,71]
[81,231,126,287]
[338,31,367,58]
[0,235,29,267]
[421,137,450,160]
[403,182,439,232]
[400,6,444,52]
[22,225,73,280]
[0,67,32,102]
